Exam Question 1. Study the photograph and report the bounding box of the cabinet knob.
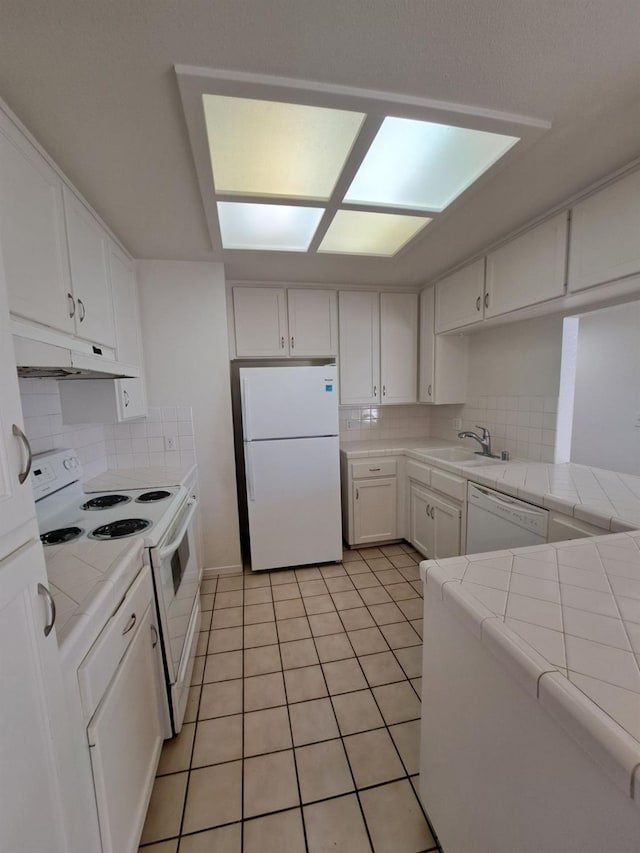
[476,296,481,311]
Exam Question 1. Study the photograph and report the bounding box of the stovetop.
[33,449,187,549]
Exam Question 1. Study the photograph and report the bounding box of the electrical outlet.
[346,419,353,430]
[452,418,462,431]
[164,435,177,451]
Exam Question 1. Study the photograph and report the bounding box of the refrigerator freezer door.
[240,365,338,440]
[245,435,342,571]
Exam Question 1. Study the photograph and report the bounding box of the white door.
[0,110,74,334]
[0,540,71,852]
[568,169,640,293]
[485,213,567,317]
[0,240,37,558]
[352,477,397,545]
[110,243,143,368]
[246,436,342,570]
[435,259,485,333]
[87,605,163,853]
[63,187,116,347]
[240,366,338,439]
[233,286,288,356]
[288,288,338,356]
[410,483,432,557]
[338,291,380,405]
[380,292,418,404]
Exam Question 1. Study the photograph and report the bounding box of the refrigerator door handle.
[241,378,251,438]
[245,442,256,501]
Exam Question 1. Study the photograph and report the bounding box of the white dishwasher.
[466,483,548,554]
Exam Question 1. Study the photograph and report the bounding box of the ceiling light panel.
[344,117,519,212]
[318,210,431,257]
[204,95,365,201]
[217,202,324,251]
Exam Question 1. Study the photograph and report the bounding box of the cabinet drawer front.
[406,460,431,487]
[430,468,466,502]
[352,459,397,479]
[78,565,152,720]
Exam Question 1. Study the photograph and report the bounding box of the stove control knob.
[63,457,78,470]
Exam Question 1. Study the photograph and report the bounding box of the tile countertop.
[83,463,196,492]
[420,534,640,804]
[340,438,640,532]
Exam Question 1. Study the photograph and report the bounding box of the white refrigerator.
[240,365,342,571]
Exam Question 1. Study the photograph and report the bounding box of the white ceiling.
[2,0,640,286]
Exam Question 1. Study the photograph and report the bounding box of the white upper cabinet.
[0,243,37,558]
[435,259,485,333]
[233,287,289,356]
[568,169,640,293]
[419,286,468,405]
[485,212,567,317]
[380,292,418,404]
[338,291,380,406]
[287,288,338,356]
[63,187,115,347]
[110,243,143,369]
[0,111,74,335]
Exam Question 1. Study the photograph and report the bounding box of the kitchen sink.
[421,447,503,466]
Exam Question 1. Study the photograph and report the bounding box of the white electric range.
[33,448,201,737]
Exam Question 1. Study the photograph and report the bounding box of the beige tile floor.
[139,542,442,853]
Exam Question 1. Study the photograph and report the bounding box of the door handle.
[77,298,86,322]
[151,624,158,648]
[484,292,489,309]
[12,424,32,484]
[476,296,481,311]
[427,384,432,397]
[67,292,76,318]
[122,613,137,635]
[430,507,435,519]
[281,336,285,349]
[37,583,56,637]
[355,488,359,500]
[373,385,377,398]
[291,336,294,349]
[123,389,130,407]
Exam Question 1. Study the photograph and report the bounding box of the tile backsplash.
[19,378,196,480]
[105,406,196,470]
[339,404,431,442]
[430,395,559,462]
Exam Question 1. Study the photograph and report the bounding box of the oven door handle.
[156,498,198,560]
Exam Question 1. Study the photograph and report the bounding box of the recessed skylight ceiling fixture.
[217,201,324,251]
[318,210,432,257]
[343,117,519,212]
[203,95,365,200]
[177,68,542,259]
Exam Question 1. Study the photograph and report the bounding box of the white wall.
[430,315,564,461]
[137,261,242,571]
[571,302,640,475]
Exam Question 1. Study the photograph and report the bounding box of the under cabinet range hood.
[12,325,139,380]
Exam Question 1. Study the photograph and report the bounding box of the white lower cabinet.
[409,483,461,559]
[352,477,398,545]
[0,540,72,852]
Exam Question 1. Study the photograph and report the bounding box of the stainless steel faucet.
[457,425,499,458]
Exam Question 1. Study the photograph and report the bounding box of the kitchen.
[2,2,640,852]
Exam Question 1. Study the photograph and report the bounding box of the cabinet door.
[410,484,433,557]
[485,213,567,318]
[87,605,163,853]
[0,241,36,557]
[435,259,485,333]
[380,292,418,405]
[352,477,397,545]
[0,111,74,334]
[110,243,143,369]
[431,492,462,559]
[0,541,70,852]
[338,291,380,405]
[418,287,435,403]
[568,169,640,293]
[63,187,115,346]
[116,378,148,421]
[233,287,288,356]
[288,289,338,356]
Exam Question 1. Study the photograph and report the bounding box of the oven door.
[149,497,200,687]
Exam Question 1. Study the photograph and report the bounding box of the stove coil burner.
[41,527,83,546]
[136,490,172,503]
[90,518,151,540]
[81,494,131,511]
